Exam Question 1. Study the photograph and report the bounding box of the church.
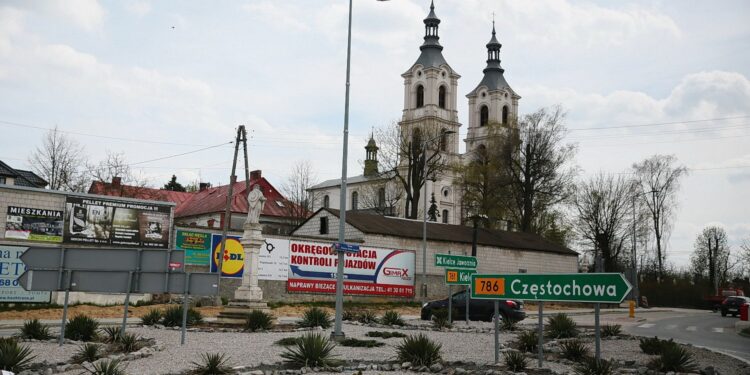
[308,2,520,226]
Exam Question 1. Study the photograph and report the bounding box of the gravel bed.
[25,341,79,365]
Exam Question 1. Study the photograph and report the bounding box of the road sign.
[18,270,218,295]
[445,268,476,285]
[471,273,632,303]
[20,247,185,272]
[333,242,360,253]
[434,253,477,269]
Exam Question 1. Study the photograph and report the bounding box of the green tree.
[163,175,186,192]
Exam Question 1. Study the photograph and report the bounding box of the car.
[720,296,750,317]
[421,289,526,322]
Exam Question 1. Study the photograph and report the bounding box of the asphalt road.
[624,310,750,362]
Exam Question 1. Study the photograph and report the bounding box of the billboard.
[287,240,415,297]
[0,245,50,303]
[175,230,211,265]
[209,234,289,280]
[4,206,63,243]
[63,197,171,248]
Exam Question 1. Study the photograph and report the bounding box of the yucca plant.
[275,337,301,346]
[339,338,384,348]
[342,309,356,321]
[280,333,340,368]
[574,357,614,375]
[297,307,332,329]
[72,343,101,364]
[65,315,100,342]
[601,324,621,337]
[101,326,122,343]
[0,337,35,372]
[639,336,676,355]
[190,353,233,375]
[501,317,518,331]
[19,319,52,340]
[366,331,407,339]
[357,311,378,324]
[546,313,578,338]
[140,309,163,326]
[381,310,405,326]
[648,344,697,372]
[161,305,204,327]
[560,339,589,362]
[503,351,528,372]
[431,308,451,329]
[395,334,442,367]
[516,330,538,353]
[84,358,126,375]
[244,310,274,332]
[117,333,142,353]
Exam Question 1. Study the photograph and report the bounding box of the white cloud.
[9,0,106,31]
[242,2,309,31]
[125,1,151,17]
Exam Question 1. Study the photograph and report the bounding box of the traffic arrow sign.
[471,273,632,303]
[435,253,477,269]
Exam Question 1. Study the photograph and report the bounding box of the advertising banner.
[63,197,171,248]
[0,245,50,303]
[176,230,211,265]
[4,206,63,243]
[209,234,289,280]
[287,240,415,297]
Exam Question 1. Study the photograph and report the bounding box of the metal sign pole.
[493,300,499,364]
[58,270,71,346]
[448,284,452,324]
[120,271,133,335]
[538,301,544,367]
[594,303,601,362]
[465,284,470,324]
[180,273,191,345]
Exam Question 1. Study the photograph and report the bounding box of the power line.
[584,133,750,147]
[567,123,750,141]
[568,115,750,131]
[130,142,233,166]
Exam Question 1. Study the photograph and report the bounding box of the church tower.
[363,134,379,177]
[465,22,521,154]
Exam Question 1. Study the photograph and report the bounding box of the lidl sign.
[470,273,632,303]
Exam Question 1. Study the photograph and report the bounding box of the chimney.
[112,176,122,188]
[199,182,211,191]
[250,170,262,181]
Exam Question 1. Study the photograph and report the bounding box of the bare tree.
[29,126,88,191]
[374,121,453,219]
[506,106,577,233]
[690,226,731,293]
[739,238,750,278]
[87,150,132,183]
[357,177,404,216]
[281,160,318,226]
[632,154,688,277]
[573,173,634,272]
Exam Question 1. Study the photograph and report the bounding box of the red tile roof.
[88,181,193,206]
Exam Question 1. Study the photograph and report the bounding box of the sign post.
[436,254,477,324]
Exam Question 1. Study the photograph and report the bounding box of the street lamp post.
[631,188,658,306]
[421,130,455,301]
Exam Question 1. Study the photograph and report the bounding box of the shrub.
[501,317,518,331]
[0,337,35,372]
[85,358,126,375]
[366,331,407,339]
[339,338,384,348]
[648,344,697,372]
[504,351,528,372]
[161,306,203,327]
[140,309,163,326]
[357,311,378,324]
[560,339,589,362]
[516,330,538,353]
[190,353,233,375]
[65,315,100,342]
[244,310,274,332]
[19,319,52,340]
[342,309,356,321]
[298,307,332,329]
[275,337,301,346]
[574,357,614,375]
[72,343,101,364]
[431,308,451,329]
[381,310,405,326]
[546,313,578,339]
[639,336,677,355]
[395,334,442,367]
[101,326,122,343]
[280,333,340,368]
[116,333,142,353]
[601,324,621,337]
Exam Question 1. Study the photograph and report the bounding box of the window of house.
[323,195,330,209]
[378,188,385,208]
[416,85,424,108]
[351,191,358,210]
[442,210,449,223]
[502,106,509,125]
[0,177,5,184]
[319,217,329,234]
[438,86,446,108]
[480,105,489,127]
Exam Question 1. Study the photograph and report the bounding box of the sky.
[0,0,749,268]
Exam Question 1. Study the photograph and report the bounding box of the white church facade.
[309,2,520,226]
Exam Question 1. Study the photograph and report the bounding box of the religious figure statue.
[246,184,266,224]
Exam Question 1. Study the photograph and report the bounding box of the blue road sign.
[333,242,360,253]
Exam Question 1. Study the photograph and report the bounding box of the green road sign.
[471,273,632,303]
[445,268,476,285]
[435,253,477,269]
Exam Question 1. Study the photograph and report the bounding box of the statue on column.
[246,184,266,225]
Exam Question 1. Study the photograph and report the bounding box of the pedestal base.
[216,299,271,325]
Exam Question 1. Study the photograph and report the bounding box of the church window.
[442,210,449,223]
[416,85,424,108]
[481,92,486,98]
[351,191,358,210]
[440,128,448,151]
[438,86,446,109]
[378,188,385,208]
[323,195,329,209]
[480,105,489,127]
[502,106,509,125]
